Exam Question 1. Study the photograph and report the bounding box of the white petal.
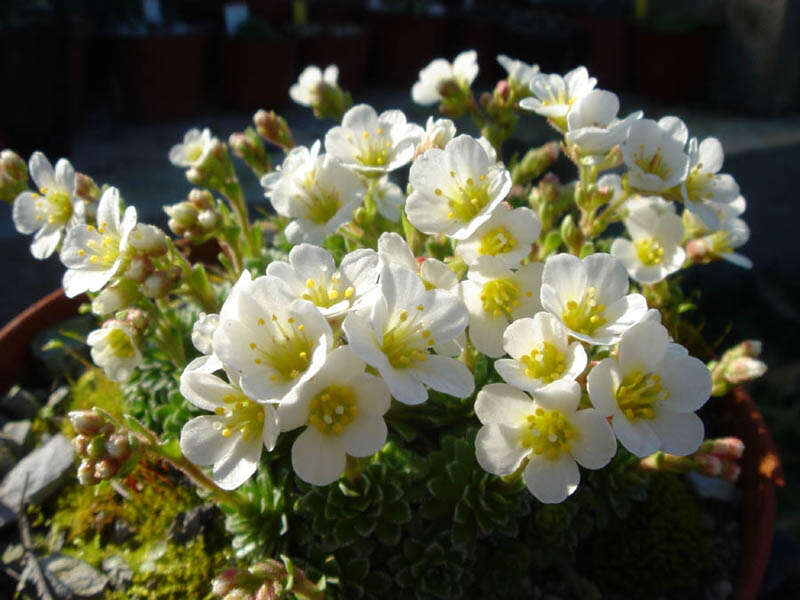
[583,253,628,305]
[659,347,712,413]
[586,358,621,416]
[532,380,580,413]
[412,354,474,398]
[475,423,528,475]
[180,415,236,466]
[180,370,236,411]
[618,320,669,374]
[340,417,387,457]
[30,227,61,259]
[12,192,42,234]
[292,427,346,486]
[213,436,262,490]
[380,366,428,405]
[28,152,54,190]
[351,373,392,416]
[569,409,616,469]
[474,383,532,425]
[523,453,580,504]
[612,415,660,457]
[650,410,704,455]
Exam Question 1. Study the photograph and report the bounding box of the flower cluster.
[7,49,764,596]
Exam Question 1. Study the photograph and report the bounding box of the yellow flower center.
[308,384,359,435]
[213,392,265,441]
[708,231,734,255]
[250,316,313,383]
[380,307,434,369]
[480,278,520,318]
[520,407,577,460]
[301,274,354,309]
[85,226,121,268]
[300,171,342,224]
[479,226,516,257]
[356,132,393,168]
[562,286,606,335]
[107,328,135,359]
[684,167,714,202]
[616,370,668,421]
[520,342,566,383]
[634,237,665,266]
[443,174,491,222]
[633,146,672,179]
[187,143,205,164]
[35,188,72,225]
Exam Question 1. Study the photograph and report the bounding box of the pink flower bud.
[128,223,168,256]
[725,356,767,384]
[694,453,722,477]
[105,433,130,460]
[68,410,104,435]
[708,437,745,460]
[94,458,119,480]
[73,434,91,456]
[188,188,215,210]
[720,460,741,483]
[77,460,99,486]
[74,172,101,203]
[211,568,240,597]
[126,255,154,283]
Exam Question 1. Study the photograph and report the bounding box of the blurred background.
[0,0,799,595]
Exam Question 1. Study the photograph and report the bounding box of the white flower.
[519,66,597,128]
[278,347,390,486]
[290,64,339,107]
[587,320,711,457]
[610,199,686,284]
[212,272,333,403]
[324,104,423,176]
[456,205,541,268]
[565,89,642,162]
[405,135,511,240]
[185,312,226,375]
[343,262,473,405]
[261,141,364,244]
[179,369,279,490]
[691,214,752,269]
[622,117,690,192]
[373,177,406,222]
[169,128,213,168]
[474,381,616,504]
[540,253,648,345]
[12,152,81,259]
[411,50,479,105]
[87,321,142,382]
[497,54,539,91]
[461,257,543,358]
[266,243,378,319]
[414,116,457,159]
[60,187,137,297]
[495,313,588,393]
[682,137,741,229]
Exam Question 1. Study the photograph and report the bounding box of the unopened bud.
[254,110,294,150]
[685,237,712,264]
[229,128,272,177]
[87,435,108,460]
[223,590,254,600]
[560,214,583,254]
[211,568,240,597]
[94,458,119,480]
[705,437,745,460]
[512,141,560,185]
[73,434,91,456]
[77,460,100,486]
[74,172,101,203]
[128,223,168,256]
[188,188,215,210]
[166,201,199,227]
[141,269,179,299]
[126,255,154,283]
[694,453,723,477]
[312,81,352,122]
[69,410,104,435]
[725,356,767,384]
[124,308,149,333]
[198,209,220,231]
[0,149,28,202]
[105,433,130,460]
[254,584,277,600]
[720,460,741,483]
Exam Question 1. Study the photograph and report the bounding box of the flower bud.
[512,141,560,186]
[725,356,767,384]
[128,223,168,257]
[685,237,712,264]
[141,270,176,299]
[69,410,104,435]
[694,453,722,477]
[706,437,745,460]
[77,460,100,486]
[229,128,272,177]
[94,458,119,480]
[105,433,130,460]
[124,308,149,333]
[253,110,294,150]
[0,149,28,203]
[165,202,199,229]
[313,82,352,122]
[74,172,101,203]
[87,435,108,460]
[211,568,240,597]
[188,188,215,211]
[720,460,741,483]
[223,590,253,600]
[73,434,91,456]
[126,255,154,283]
[92,280,139,315]
[560,214,583,254]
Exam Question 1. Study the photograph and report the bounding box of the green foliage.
[420,430,530,552]
[67,368,128,425]
[392,532,474,600]
[581,473,710,595]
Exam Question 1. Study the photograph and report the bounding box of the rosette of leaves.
[222,463,292,559]
[419,430,531,551]
[390,532,475,600]
[122,355,197,439]
[293,443,421,553]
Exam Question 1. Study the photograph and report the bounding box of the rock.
[688,472,737,502]
[0,434,75,527]
[41,553,108,598]
[46,386,71,412]
[30,315,94,380]
[0,444,15,479]
[0,420,33,456]
[102,555,133,589]
[108,519,137,545]
[0,386,41,420]
[167,503,222,544]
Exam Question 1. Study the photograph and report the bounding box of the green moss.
[581,473,710,595]
[65,368,128,429]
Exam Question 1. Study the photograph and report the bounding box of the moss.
[63,369,128,437]
[47,462,230,599]
[581,473,710,595]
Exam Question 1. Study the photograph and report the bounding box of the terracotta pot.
[221,36,298,110]
[0,289,85,395]
[110,33,208,121]
[0,291,783,598]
